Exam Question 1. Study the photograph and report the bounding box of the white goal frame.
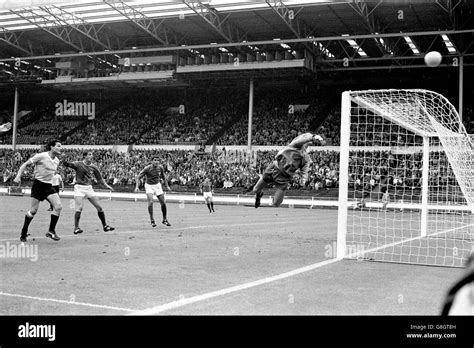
[337,89,473,267]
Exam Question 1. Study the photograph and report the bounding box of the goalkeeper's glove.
[312,134,324,143]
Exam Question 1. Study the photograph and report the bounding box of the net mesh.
[344,89,473,267]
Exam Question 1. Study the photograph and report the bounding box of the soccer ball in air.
[424,51,442,67]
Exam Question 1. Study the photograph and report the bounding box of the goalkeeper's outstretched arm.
[0,122,12,133]
[288,133,325,148]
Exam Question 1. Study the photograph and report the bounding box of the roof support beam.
[41,5,114,51]
[436,0,462,29]
[348,0,391,56]
[183,0,247,43]
[2,28,474,62]
[10,8,86,52]
[0,27,34,56]
[265,0,317,58]
[105,0,184,46]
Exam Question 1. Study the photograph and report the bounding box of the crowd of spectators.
[0,148,343,194]
[0,89,470,199]
[64,104,163,145]
[59,90,249,145]
[2,145,457,199]
[216,91,323,146]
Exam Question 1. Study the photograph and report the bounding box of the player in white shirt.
[13,139,63,242]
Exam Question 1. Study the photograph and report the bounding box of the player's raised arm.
[61,159,77,170]
[288,133,324,149]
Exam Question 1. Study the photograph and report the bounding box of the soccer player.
[253,133,324,208]
[62,151,115,234]
[48,171,64,211]
[201,177,215,213]
[135,160,172,227]
[353,197,367,210]
[381,186,390,212]
[0,122,12,132]
[13,139,63,242]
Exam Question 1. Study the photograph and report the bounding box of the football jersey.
[138,164,164,185]
[29,152,60,184]
[201,180,212,192]
[51,173,61,186]
[63,161,103,186]
[275,133,313,178]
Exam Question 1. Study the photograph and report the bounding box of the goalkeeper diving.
[253,133,325,208]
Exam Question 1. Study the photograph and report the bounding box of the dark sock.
[148,205,154,221]
[161,204,167,220]
[98,211,107,226]
[21,213,34,236]
[74,211,82,229]
[49,214,59,232]
[207,203,211,212]
[211,202,214,211]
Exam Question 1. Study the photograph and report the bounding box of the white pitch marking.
[0,220,308,242]
[131,258,341,315]
[349,223,474,259]
[0,291,137,312]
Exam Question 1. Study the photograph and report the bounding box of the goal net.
[337,89,473,267]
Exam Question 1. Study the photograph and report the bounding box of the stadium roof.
[0,0,473,79]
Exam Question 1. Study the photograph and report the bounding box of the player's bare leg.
[210,198,215,212]
[88,196,114,232]
[146,193,156,227]
[205,197,212,213]
[20,198,40,242]
[157,194,171,226]
[45,193,62,240]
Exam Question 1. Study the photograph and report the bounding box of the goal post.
[337,89,473,267]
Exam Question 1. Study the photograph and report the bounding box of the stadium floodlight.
[441,34,457,53]
[317,42,334,58]
[404,36,420,55]
[0,0,91,11]
[342,34,367,57]
[337,89,473,267]
[374,34,394,56]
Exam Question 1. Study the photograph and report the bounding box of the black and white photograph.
[0,0,473,346]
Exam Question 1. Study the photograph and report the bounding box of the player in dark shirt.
[200,178,215,213]
[135,160,172,227]
[253,133,324,208]
[63,151,115,234]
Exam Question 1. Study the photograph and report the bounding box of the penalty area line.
[131,257,341,315]
[0,291,137,312]
[0,220,301,242]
